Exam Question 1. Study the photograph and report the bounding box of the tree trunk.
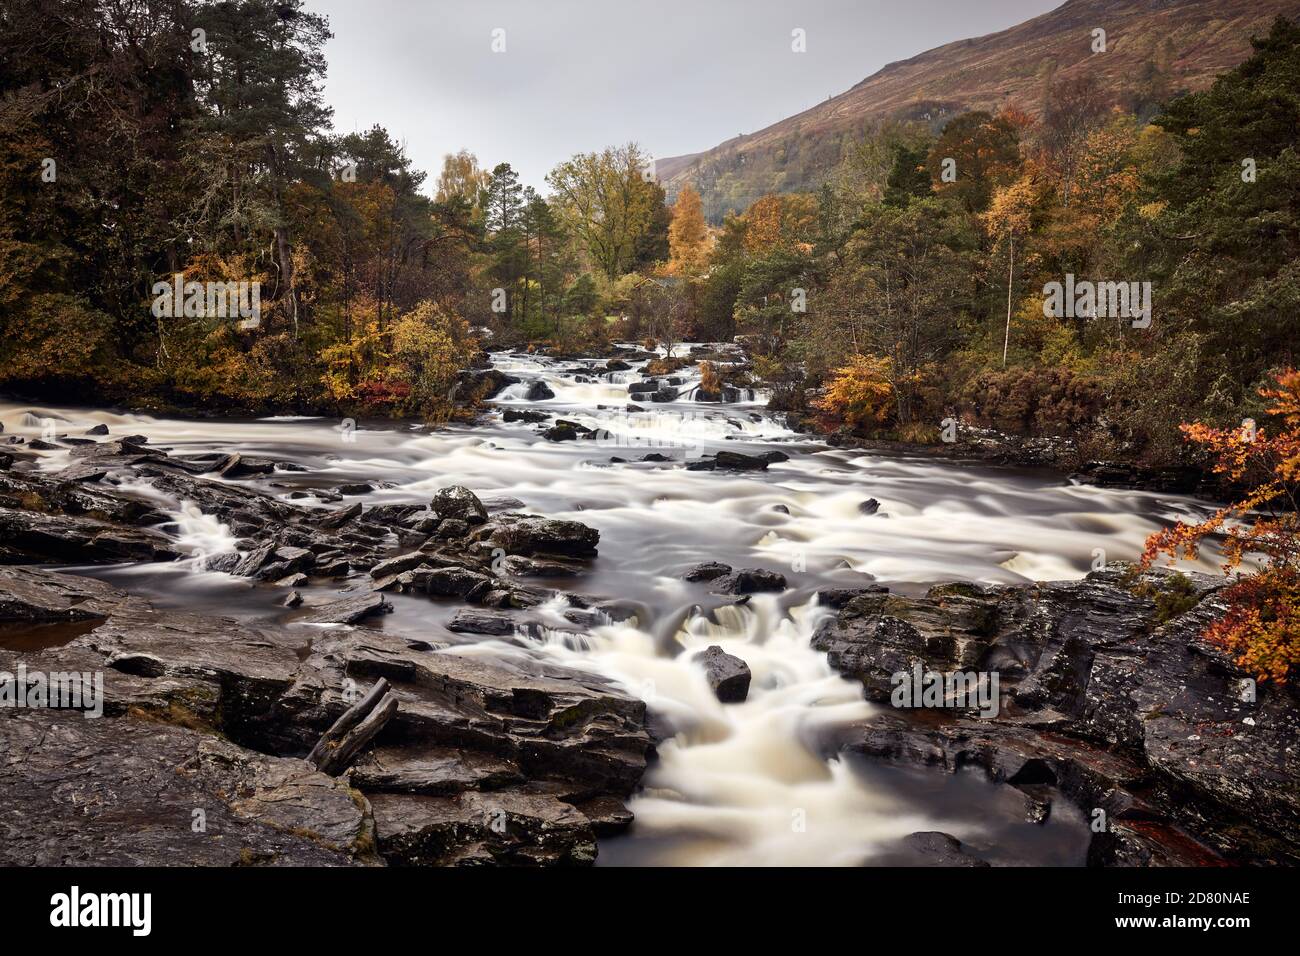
[1002,234,1015,368]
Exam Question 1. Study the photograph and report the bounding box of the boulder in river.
[693,645,752,703]
[485,514,599,558]
[713,568,787,594]
[525,381,555,401]
[682,561,731,582]
[543,423,579,442]
[431,485,488,525]
[686,451,770,472]
[447,609,517,636]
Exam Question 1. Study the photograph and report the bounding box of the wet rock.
[370,551,432,579]
[686,451,770,472]
[0,566,126,622]
[693,645,751,703]
[318,501,363,530]
[648,387,677,403]
[502,408,547,424]
[282,590,304,608]
[713,568,787,594]
[858,498,881,515]
[817,567,1300,865]
[370,790,596,866]
[436,518,470,539]
[447,610,518,636]
[85,423,110,435]
[480,495,526,513]
[459,368,519,400]
[571,794,635,835]
[56,462,109,483]
[27,439,61,450]
[218,453,278,479]
[816,585,889,609]
[682,561,732,583]
[0,711,377,866]
[0,564,652,867]
[525,381,555,401]
[544,423,579,442]
[431,485,488,525]
[486,515,599,558]
[296,592,393,625]
[336,481,374,495]
[0,508,181,564]
[499,554,583,577]
[351,743,522,795]
[888,832,991,867]
[757,450,790,463]
[422,566,494,600]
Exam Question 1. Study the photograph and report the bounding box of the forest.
[2,0,1298,467]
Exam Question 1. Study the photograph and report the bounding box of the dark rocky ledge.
[812,566,1300,866]
[0,436,651,867]
[0,566,651,866]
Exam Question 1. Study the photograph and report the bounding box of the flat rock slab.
[0,711,375,866]
[0,565,132,623]
[295,592,393,625]
[369,789,596,866]
[350,743,523,795]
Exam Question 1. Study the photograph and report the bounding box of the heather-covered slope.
[660,0,1300,219]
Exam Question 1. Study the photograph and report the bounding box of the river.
[0,345,1220,866]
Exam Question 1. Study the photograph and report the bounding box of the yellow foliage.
[814,354,896,432]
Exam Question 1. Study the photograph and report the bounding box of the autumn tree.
[546,143,659,280]
[435,149,489,206]
[668,184,712,276]
[1141,370,1300,683]
[984,168,1042,365]
[1040,76,1109,206]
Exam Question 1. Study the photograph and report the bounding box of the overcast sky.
[312,0,1061,193]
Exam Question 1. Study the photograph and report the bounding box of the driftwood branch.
[308,678,398,776]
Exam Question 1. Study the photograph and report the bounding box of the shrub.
[813,354,896,434]
[1141,369,1300,683]
[699,361,723,394]
[388,301,478,419]
[959,366,1103,434]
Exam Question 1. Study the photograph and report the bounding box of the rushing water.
[0,345,1221,866]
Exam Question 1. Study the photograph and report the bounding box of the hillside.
[660,0,1300,220]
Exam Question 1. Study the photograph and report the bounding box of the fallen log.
[308,678,399,776]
